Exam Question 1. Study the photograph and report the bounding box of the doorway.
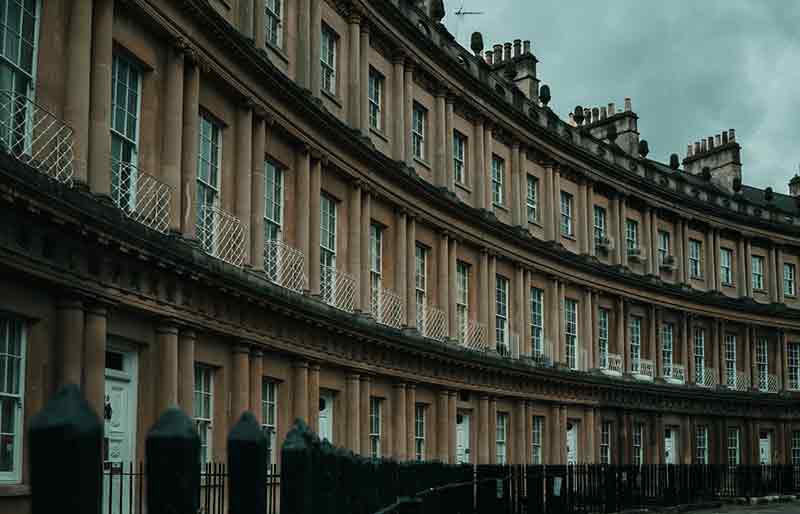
[566,421,579,465]
[759,431,772,465]
[455,411,471,464]
[664,427,679,465]
[319,390,334,443]
[103,346,138,514]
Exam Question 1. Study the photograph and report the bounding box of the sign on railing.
[264,240,307,293]
[111,157,171,234]
[197,203,246,267]
[320,264,357,313]
[0,90,74,185]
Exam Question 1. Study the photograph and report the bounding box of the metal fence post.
[146,407,201,514]
[30,384,103,514]
[280,419,319,514]
[228,412,267,514]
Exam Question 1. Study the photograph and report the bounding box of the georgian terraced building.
[0,0,799,510]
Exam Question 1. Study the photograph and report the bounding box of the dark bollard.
[30,384,103,514]
[280,419,316,514]
[228,412,267,514]
[146,407,200,514]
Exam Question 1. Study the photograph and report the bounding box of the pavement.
[696,500,800,513]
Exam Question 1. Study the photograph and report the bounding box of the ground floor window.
[532,416,543,464]
[193,364,214,464]
[262,380,277,468]
[633,423,643,466]
[369,397,382,458]
[600,422,611,464]
[727,427,740,466]
[0,317,24,482]
[696,425,708,464]
[495,412,508,464]
[792,431,800,466]
[414,404,426,461]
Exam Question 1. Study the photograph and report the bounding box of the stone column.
[621,299,630,372]
[361,190,372,314]
[393,383,407,460]
[648,305,657,365]
[437,390,449,462]
[710,320,720,383]
[238,0,253,38]
[396,209,408,314]
[406,384,416,458]
[308,153,322,295]
[611,194,621,265]
[180,58,200,239]
[178,329,196,415]
[479,249,490,333]
[780,329,789,391]
[484,124,494,210]
[776,246,785,303]
[163,45,184,233]
[254,0,266,48]
[510,142,521,225]
[250,115,267,271]
[292,361,309,424]
[681,312,689,376]
[406,216,417,327]
[157,322,179,413]
[559,406,568,464]
[309,0,322,97]
[349,181,362,311]
[359,24,370,136]
[619,196,628,267]
[651,210,659,274]
[488,254,497,347]
[479,395,490,464]
[438,232,449,318]
[513,266,524,354]
[83,305,107,417]
[750,327,759,390]
[295,147,311,280]
[513,400,525,465]
[474,118,486,209]
[592,291,600,369]
[359,376,371,455]
[249,349,263,424]
[577,179,587,253]
[448,392,457,463]
[549,278,561,362]
[403,61,415,166]
[232,344,250,421]
[445,96,456,192]
[524,401,533,464]
[768,245,778,302]
[710,228,720,291]
[433,90,447,187]
[687,315,696,383]
[523,270,533,357]
[235,105,254,264]
[583,288,593,370]
[64,0,94,186]
[737,237,747,297]
[745,239,753,297]
[308,364,320,433]
[586,182,595,257]
[392,55,406,161]
[654,307,663,377]
[346,374,360,453]
[552,166,561,239]
[347,13,362,128]
[585,407,595,463]
[296,0,310,88]
[549,404,560,464]
[489,398,498,464]
[448,237,458,338]
[656,414,665,464]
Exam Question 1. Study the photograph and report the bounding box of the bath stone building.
[0,0,799,510]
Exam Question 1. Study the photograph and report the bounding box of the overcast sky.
[445,1,800,192]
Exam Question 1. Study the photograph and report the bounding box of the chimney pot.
[722,131,729,144]
[687,144,693,157]
[600,106,607,120]
[591,107,599,123]
[624,97,632,112]
[503,42,512,61]
[523,40,531,54]
[729,129,735,142]
[583,107,591,124]
[715,134,721,147]
[568,112,575,126]
[513,39,522,57]
[707,136,714,150]
[485,50,493,65]
[493,44,503,62]
[608,103,616,116]
[701,140,707,152]
[694,142,701,154]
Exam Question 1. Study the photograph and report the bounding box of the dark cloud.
[447,1,800,191]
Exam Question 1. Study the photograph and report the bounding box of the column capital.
[250,348,263,358]
[393,382,407,390]
[406,383,417,391]
[434,86,448,98]
[346,372,360,382]
[292,360,309,370]
[359,375,372,384]
[310,363,321,372]
[156,319,180,334]
[346,11,363,25]
[310,147,328,164]
[446,93,458,105]
[233,343,250,355]
[391,51,407,65]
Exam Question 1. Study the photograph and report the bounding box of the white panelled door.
[664,428,676,465]
[566,421,579,465]
[103,349,138,514]
[319,391,334,443]
[760,431,772,465]
[456,412,470,464]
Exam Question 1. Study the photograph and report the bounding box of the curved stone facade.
[0,0,798,508]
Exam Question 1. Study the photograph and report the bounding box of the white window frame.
[526,175,539,223]
[792,430,800,465]
[415,244,427,332]
[0,317,25,483]
[600,421,611,465]
[633,423,643,466]
[658,231,670,266]
[720,247,733,286]
[262,380,277,469]
[531,416,543,464]
[725,334,737,388]
[696,425,708,464]
[414,404,426,461]
[193,364,214,464]
[560,191,573,236]
[263,161,284,279]
[756,337,768,391]
[453,131,466,184]
[495,275,509,349]
[630,316,642,373]
[784,263,796,297]
[368,67,383,131]
[752,255,765,290]
[662,323,674,378]
[197,113,222,255]
[110,54,142,211]
[694,327,706,384]
[491,155,504,206]
[265,0,283,48]
[369,397,382,458]
[689,239,702,278]
[320,194,337,304]
[727,427,740,466]
[565,298,578,370]
[369,223,383,318]
[788,342,800,390]
[530,287,544,356]
[626,219,638,251]
[456,261,469,343]
[593,206,606,248]
[598,308,609,369]
[412,103,426,160]
[320,24,337,95]
[495,412,508,464]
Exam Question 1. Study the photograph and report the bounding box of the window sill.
[753,288,767,294]
[527,219,543,228]
[264,42,289,64]
[561,234,576,241]
[785,294,797,300]
[690,275,704,281]
[0,484,30,497]
[722,282,735,289]
[455,181,472,194]
[492,203,509,213]
[321,89,343,108]
[413,157,431,170]
[370,127,389,143]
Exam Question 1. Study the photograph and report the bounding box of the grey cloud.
[447,1,800,191]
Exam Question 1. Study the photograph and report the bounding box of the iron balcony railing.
[497,332,520,359]
[734,371,751,391]
[0,90,74,185]
[110,157,171,234]
[460,320,488,352]
[420,304,448,341]
[697,367,718,387]
[638,359,655,379]
[670,364,686,383]
[605,353,624,374]
[320,265,357,313]
[766,373,780,393]
[263,239,307,293]
[370,283,404,329]
[197,203,246,267]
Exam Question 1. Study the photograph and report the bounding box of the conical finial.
[669,154,680,170]
[430,0,445,22]
[470,32,484,55]
[572,106,584,125]
[638,140,649,158]
[539,84,551,106]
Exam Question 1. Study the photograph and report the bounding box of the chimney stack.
[523,40,531,54]
[624,97,632,112]
[790,170,800,197]
[503,42,512,62]
[582,97,639,155]
[608,103,616,116]
[485,50,493,65]
[505,37,539,102]
[493,44,503,62]
[513,39,522,57]
[682,129,742,193]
